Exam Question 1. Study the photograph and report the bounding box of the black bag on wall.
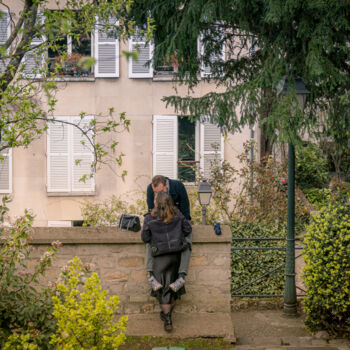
[118,214,141,232]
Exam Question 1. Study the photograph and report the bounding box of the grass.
[119,336,232,350]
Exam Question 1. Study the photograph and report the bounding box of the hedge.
[302,198,350,337]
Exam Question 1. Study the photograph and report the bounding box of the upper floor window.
[47,11,92,77]
[20,12,119,79]
[128,26,225,79]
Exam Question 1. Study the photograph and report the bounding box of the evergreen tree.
[130,0,350,156]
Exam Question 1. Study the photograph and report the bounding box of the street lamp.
[197,179,213,225]
[277,75,310,317]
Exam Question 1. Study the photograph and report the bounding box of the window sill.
[47,77,95,82]
[153,75,179,82]
[47,191,96,197]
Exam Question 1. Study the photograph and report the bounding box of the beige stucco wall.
[3,2,258,225]
[28,225,232,314]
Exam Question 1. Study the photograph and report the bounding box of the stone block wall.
[30,225,231,314]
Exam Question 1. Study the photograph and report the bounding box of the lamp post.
[197,179,213,225]
[277,75,310,316]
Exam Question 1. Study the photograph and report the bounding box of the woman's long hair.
[151,191,178,224]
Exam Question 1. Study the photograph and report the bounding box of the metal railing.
[231,237,306,298]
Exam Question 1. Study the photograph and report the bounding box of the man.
[146,175,192,292]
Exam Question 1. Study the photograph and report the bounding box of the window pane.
[178,118,195,182]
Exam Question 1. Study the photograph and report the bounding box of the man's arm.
[141,215,152,243]
[146,183,155,212]
[177,182,191,220]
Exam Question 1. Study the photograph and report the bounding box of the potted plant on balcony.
[54,53,90,76]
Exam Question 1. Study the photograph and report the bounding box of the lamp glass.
[296,93,307,112]
[198,192,212,206]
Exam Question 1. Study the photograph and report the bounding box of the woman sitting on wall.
[141,191,192,332]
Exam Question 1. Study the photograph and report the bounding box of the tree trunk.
[259,89,275,163]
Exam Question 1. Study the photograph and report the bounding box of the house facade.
[0,2,258,226]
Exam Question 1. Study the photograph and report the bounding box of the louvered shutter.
[128,33,153,78]
[200,26,225,78]
[94,17,119,77]
[47,118,70,192]
[0,11,10,73]
[71,116,95,192]
[23,12,46,78]
[0,148,12,193]
[153,115,178,179]
[200,120,224,179]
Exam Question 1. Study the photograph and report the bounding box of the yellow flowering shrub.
[50,257,128,349]
[302,198,350,337]
[3,334,39,350]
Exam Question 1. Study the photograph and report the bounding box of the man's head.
[152,175,168,193]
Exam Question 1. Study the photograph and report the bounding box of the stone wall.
[30,225,231,314]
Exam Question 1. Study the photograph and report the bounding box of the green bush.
[231,221,286,296]
[81,191,147,227]
[303,188,331,210]
[295,142,329,190]
[50,256,128,349]
[3,333,39,350]
[0,196,60,349]
[302,198,350,337]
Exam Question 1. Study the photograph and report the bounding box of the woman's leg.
[160,303,173,332]
[160,304,171,314]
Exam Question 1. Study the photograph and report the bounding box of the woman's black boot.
[160,311,173,332]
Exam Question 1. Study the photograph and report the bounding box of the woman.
[141,191,192,332]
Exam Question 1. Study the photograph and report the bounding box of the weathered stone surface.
[118,256,144,267]
[93,256,116,268]
[213,256,229,266]
[103,271,128,282]
[130,269,148,283]
[189,255,208,266]
[24,226,232,315]
[129,295,149,303]
[124,304,142,314]
[197,268,230,282]
[142,303,155,313]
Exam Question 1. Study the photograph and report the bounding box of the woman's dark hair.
[151,191,178,224]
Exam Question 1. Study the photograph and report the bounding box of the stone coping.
[29,225,231,245]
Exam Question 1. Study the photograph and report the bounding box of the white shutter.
[0,148,12,193]
[0,11,10,73]
[200,119,224,179]
[153,115,178,179]
[23,12,46,78]
[200,26,225,78]
[71,116,95,192]
[128,33,153,78]
[47,118,70,192]
[94,17,119,77]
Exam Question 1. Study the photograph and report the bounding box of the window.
[0,10,10,73]
[128,29,225,79]
[21,12,119,79]
[94,16,119,78]
[0,147,12,194]
[200,24,226,78]
[153,115,223,182]
[48,11,92,77]
[22,12,46,78]
[47,116,95,193]
[178,118,196,182]
[128,32,153,78]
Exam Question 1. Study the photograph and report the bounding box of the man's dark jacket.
[146,178,191,220]
[141,211,192,256]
